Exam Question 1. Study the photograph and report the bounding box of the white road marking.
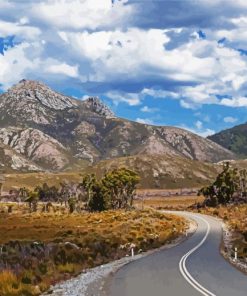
[179,215,216,296]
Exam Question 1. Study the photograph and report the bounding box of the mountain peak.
[7,79,77,110]
[83,96,115,118]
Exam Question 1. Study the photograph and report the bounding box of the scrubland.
[0,205,187,295]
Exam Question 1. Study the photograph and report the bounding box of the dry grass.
[0,208,187,295]
[2,172,82,192]
[135,195,204,210]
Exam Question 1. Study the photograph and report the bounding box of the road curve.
[107,212,247,296]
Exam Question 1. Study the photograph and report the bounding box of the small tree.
[25,191,39,212]
[68,197,77,213]
[102,168,140,209]
[87,182,106,212]
[199,162,241,206]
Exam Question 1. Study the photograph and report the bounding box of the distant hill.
[208,123,247,158]
[0,79,235,172]
[84,154,220,189]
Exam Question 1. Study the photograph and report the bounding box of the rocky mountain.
[209,123,247,158]
[0,79,235,172]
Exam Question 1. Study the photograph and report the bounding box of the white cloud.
[106,91,141,106]
[0,0,246,116]
[0,20,41,40]
[220,96,247,107]
[224,116,238,123]
[32,0,133,30]
[0,42,41,90]
[136,118,154,125]
[141,106,158,113]
[195,120,203,129]
[141,88,179,99]
[47,63,79,78]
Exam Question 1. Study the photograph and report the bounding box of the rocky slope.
[84,154,220,189]
[209,123,247,158]
[0,79,235,171]
[0,142,41,172]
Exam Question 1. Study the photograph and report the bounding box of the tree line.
[18,168,140,213]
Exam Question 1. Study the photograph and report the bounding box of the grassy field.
[0,205,187,295]
[2,172,82,192]
[135,195,204,210]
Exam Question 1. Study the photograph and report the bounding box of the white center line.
[179,215,216,296]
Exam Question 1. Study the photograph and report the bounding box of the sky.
[0,0,247,137]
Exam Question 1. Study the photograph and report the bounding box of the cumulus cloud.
[47,63,79,78]
[35,0,133,30]
[220,96,247,107]
[0,0,246,117]
[0,20,41,40]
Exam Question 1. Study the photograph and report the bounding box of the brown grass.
[135,195,204,210]
[0,208,187,295]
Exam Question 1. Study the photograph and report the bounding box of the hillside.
[0,79,235,172]
[209,123,247,158]
[84,154,220,189]
[2,155,219,191]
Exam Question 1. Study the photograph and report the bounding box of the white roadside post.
[234,247,238,261]
[130,243,136,258]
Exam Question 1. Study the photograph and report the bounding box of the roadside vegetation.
[196,162,247,266]
[0,168,188,295]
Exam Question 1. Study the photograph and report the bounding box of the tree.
[199,162,242,206]
[35,183,59,202]
[102,168,140,209]
[87,182,106,212]
[80,168,140,212]
[25,191,39,212]
[80,174,106,212]
[68,197,77,213]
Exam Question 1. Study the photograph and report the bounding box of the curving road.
[107,212,247,296]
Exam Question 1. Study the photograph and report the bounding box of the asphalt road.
[107,212,247,296]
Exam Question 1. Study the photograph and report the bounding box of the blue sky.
[0,0,247,136]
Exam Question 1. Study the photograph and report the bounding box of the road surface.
[107,212,247,296]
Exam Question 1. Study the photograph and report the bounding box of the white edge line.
[179,215,216,296]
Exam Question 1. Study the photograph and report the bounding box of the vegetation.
[0,208,187,295]
[81,168,140,211]
[208,122,247,157]
[135,195,204,211]
[198,162,247,207]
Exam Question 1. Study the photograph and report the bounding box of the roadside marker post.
[234,247,238,261]
[130,243,136,258]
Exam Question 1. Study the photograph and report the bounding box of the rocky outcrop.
[0,127,69,170]
[0,142,41,172]
[82,97,115,118]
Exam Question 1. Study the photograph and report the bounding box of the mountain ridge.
[0,79,235,172]
[208,122,247,158]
